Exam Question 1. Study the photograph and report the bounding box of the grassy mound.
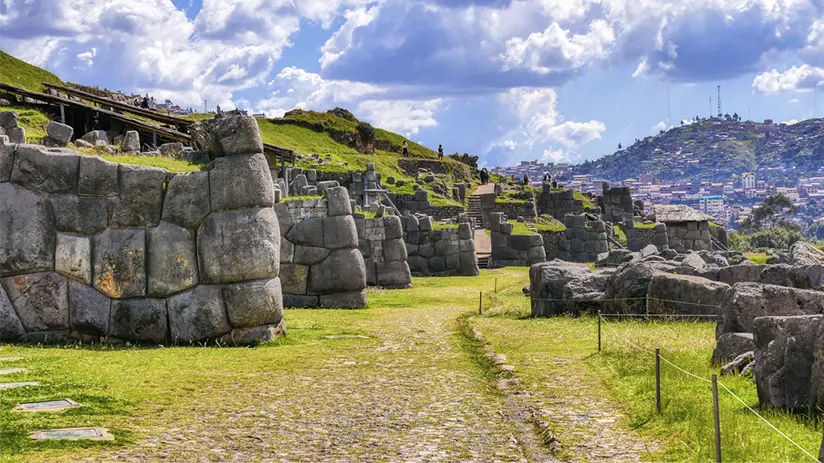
[0,51,63,92]
[0,105,50,143]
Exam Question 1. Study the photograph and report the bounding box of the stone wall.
[275,189,368,308]
[538,230,569,261]
[536,187,584,220]
[495,200,537,220]
[403,216,479,276]
[624,219,668,252]
[562,214,609,262]
[356,214,413,288]
[489,212,547,267]
[600,184,634,223]
[666,221,712,252]
[0,120,285,345]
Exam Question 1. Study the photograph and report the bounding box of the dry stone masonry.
[562,213,609,263]
[599,184,635,223]
[356,214,412,288]
[536,187,585,220]
[275,189,368,308]
[488,212,546,268]
[0,114,286,344]
[402,215,479,276]
[624,219,668,252]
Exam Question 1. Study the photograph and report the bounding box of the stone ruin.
[562,213,609,263]
[488,212,546,268]
[599,184,635,223]
[536,187,585,220]
[0,120,284,344]
[623,219,668,252]
[403,215,479,277]
[356,215,413,289]
[0,111,26,144]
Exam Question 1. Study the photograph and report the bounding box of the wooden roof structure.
[652,204,715,223]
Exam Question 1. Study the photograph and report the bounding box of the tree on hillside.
[740,194,796,232]
[356,122,376,144]
[618,142,622,150]
[733,112,739,121]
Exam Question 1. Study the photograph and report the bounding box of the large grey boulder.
[198,208,280,284]
[280,264,309,295]
[293,246,330,265]
[0,285,25,341]
[223,278,283,328]
[712,332,754,365]
[147,221,198,297]
[93,228,146,299]
[210,154,274,212]
[121,130,140,153]
[0,183,55,276]
[6,127,25,144]
[0,111,18,130]
[55,233,91,285]
[211,114,263,156]
[161,172,210,229]
[753,315,822,411]
[681,252,707,272]
[46,121,73,146]
[167,285,231,343]
[648,273,729,316]
[530,260,599,317]
[68,281,110,336]
[109,298,167,343]
[308,248,366,295]
[50,195,108,235]
[217,320,285,346]
[159,142,184,157]
[602,262,659,314]
[286,217,324,247]
[717,261,762,286]
[323,216,358,250]
[0,136,12,182]
[327,186,352,216]
[11,145,79,194]
[1,272,69,332]
[109,164,167,227]
[791,242,824,266]
[78,156,119,197]
[376,261,412,288]
[81,130,109,145]
[319,291,367,309]
[716,283,824,338]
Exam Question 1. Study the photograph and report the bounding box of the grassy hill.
[0,50,63,92]
[573,117,824,185]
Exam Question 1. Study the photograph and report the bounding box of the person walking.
[523,174,529,186]
[402,141,409,156]
[438,144,444,160]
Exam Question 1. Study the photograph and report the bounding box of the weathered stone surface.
[50,196,108,235]
[323,216,358,250]
[210,154,274,212]
[326,186,352,216]
[273,203,293,236]
[217,320,285,345]
[721,351,754,376]
[11,146,79,194]
[68,281,110,336]
[147,221,198,297]
[93,228,146,298]
[6,127,25,144]
[78,156,118,197]
[161,172,210,229]
[0,111,18,129]
[284,294,319,308]
[55,234,91,285]
[319,291,367,309]
[681,252,706,272]
[753,315,822,411]
[648,273,729,316]
[530,260,597,317]
[308,248,366,295]
[640,244,658,259]
[223,278,283,328]
[0,136,12,182]
[286,217,324,247]
[293,245,330,265]
[198,208,280,284]
[382,238,408,262]
[712,332,754,365]
[109,165,167,227]
[81,130,109,145]
[168,285,231,343]
[791,242,824,266]
[109,299,167,343]
[718,262,762,286]
[0,183,55,276]
[211,115,263,156]
[1,272,69,332]
[717,283,824,338]
[46,121,73,146]
[159,142,184,157]
[603,262,659,314]
[121,130,140,153]
[0,285,25,341]
[280,264,309,295]
[376,261,412,288]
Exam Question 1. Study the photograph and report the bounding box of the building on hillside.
[699,195,724,217]
[652,204,720,252]
[742,172,756,190]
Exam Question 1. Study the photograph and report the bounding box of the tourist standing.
[402,141,409,156]
[523,174,529,186]
[438,144,444,160]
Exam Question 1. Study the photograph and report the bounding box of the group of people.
[479,168,490,184]
[543,172,558,189]
[133,95,157,110]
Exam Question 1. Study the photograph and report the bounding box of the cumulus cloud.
[752,65,824,93]
[545,120,606,147]
[650,121,668,134]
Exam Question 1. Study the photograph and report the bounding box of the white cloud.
[320,6,380,68]
[357,99,441,136]
[545,120,606,147]
[651,121,668,133]
[752,65,824,93]
[543,148,574,163]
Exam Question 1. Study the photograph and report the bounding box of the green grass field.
[745,252,769,265]
[0,106,50,143]
[0,51,63,92]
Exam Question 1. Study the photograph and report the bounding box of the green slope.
[0,50,63,92]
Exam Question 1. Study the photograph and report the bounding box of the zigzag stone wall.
[275,189,368,308]
[0,126,284,345]
[356,215,413,288]
[403,216,479,277]
[489,212,546,268]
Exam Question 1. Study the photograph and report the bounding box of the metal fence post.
[655,348,661,414]
[494,278,498,293]
[479,291,483,315]
[597,311,602,353]
[712,374,722,463]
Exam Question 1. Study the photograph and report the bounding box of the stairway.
[468,195,484,229]
[476,255,490,268]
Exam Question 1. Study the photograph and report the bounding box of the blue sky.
[2,0,824,168]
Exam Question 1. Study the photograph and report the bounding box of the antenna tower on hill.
[717,85,722,117]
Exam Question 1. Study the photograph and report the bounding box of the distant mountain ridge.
[572,118,824,186]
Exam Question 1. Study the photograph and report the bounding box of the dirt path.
[473,183,495,195]
[475,229,492,255]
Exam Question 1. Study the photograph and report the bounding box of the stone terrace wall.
[538,230,569,261]
[624,219,668,252]
[489,212,547,267]
[356,215,413,288]
[0,126,284,345]
[275,188,368,308]
[495,200,537,220]
[536,187,585,220]
[403,216,479,276]
[563,214,609,262]
[600,185,634,223]
[667,221,712,252]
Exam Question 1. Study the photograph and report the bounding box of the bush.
[748,226,802,251]
[356,122,376,143]
[727,231,751,251]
